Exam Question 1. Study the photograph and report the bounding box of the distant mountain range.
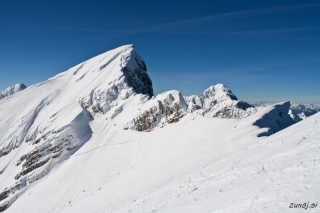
[252,102,320,121]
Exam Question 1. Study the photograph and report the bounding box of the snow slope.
[1,44,312,212]
[4,109,320,213]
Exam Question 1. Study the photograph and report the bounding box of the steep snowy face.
[0,44,154,211]
[0,83,26,100]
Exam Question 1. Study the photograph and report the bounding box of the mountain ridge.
[0,45,298,211]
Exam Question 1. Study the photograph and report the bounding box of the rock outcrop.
[124,90,188,131]
[124,84,258,131]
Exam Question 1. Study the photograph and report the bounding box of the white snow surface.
[0,83,26,100]
[1,44,318,212]
[4,110,320,213]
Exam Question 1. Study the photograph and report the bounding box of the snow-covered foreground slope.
[5,111,320,213]
[1,44,312,212]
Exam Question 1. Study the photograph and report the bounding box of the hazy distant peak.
[0,83,27,100]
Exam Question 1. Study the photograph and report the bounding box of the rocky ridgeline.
[124,84,257,131]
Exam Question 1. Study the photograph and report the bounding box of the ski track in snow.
[70,140,136,158]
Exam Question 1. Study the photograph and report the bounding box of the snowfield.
[0,45,319,212]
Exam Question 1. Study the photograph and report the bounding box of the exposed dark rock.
[122,61,154,97]
[120,49,153,97]
[0,190,9,201]
[126,91,188,131]
[0,203,8,212]
[21,158,50,176]
[133,103,161,132]
[212,107,232,118]
[235,101,254,110]
[33,138,41,145]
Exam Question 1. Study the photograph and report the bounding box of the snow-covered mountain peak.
[0,45,300,212]
[0,83,27,100]
[201,83,237,101]
[0,45,157,210]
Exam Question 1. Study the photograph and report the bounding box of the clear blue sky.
[1,0,319,104]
